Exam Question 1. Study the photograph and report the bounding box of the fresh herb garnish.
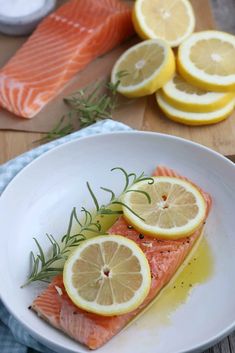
[38,71,128,143]
[23,167,153,287]
[35,114,74,144]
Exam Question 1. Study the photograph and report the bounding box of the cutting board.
[141,0,235,157]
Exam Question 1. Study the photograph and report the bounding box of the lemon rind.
[157,92,235,125]
[161,75,235,113]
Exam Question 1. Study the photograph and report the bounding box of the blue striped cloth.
[0,119,131,353]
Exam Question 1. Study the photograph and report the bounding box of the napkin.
[0,119,132,353]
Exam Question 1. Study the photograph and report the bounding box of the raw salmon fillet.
[0,0,134,118]
[32,166,212,349]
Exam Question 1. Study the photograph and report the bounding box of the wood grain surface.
[0,1,235,353]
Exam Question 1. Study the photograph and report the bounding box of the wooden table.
[1,1,235,353]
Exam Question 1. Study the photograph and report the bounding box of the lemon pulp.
[63,235,151,316]
[111,39,175,97]
[122,176,207,239]
[178,31,235,91]
[133,0,195,47]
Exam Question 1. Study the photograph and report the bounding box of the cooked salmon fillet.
[32,166,212,349]
[0,0,134,118]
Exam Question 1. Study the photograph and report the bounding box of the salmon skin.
[0,0,134,118]
[32,166,212,350]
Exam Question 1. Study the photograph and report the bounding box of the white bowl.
[0,0,56,36]
[0,132,235,353]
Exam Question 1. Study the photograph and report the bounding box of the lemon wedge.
[178,30,235,91]
[111,39,175,97]
[157,91,235,125]
[162,73,235,113]
[132,0,195,47]
[122,176,207,239]
[63,235,151,316]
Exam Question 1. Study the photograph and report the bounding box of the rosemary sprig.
[22,208,93,287]
[95,167,153,221]
[23,167,153,286]
[38,71,128,143]
[34,114,74,144]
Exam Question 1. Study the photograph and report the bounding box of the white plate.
[0,131,235,353]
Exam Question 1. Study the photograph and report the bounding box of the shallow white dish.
[0,131,235,353]
[0,0,56,36]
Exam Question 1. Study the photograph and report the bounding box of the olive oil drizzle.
[134,237,214,329]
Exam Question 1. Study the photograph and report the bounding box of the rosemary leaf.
[86,182,100,211]
[111,201,145,221]
[98,209,123,215]
[125,189,152,204]
[111,167,130,192]
[35,114,74,144]
[81,208,94,226]
[100,187,116,202]
[33,238,46,266]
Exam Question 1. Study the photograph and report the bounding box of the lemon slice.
[132,0,195,47]
[122,176,207,239]
[63,235,151,316]
[156,91,235,125]
[162,73,235,113]
[178,30,235,91]
[111,39,175,98]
